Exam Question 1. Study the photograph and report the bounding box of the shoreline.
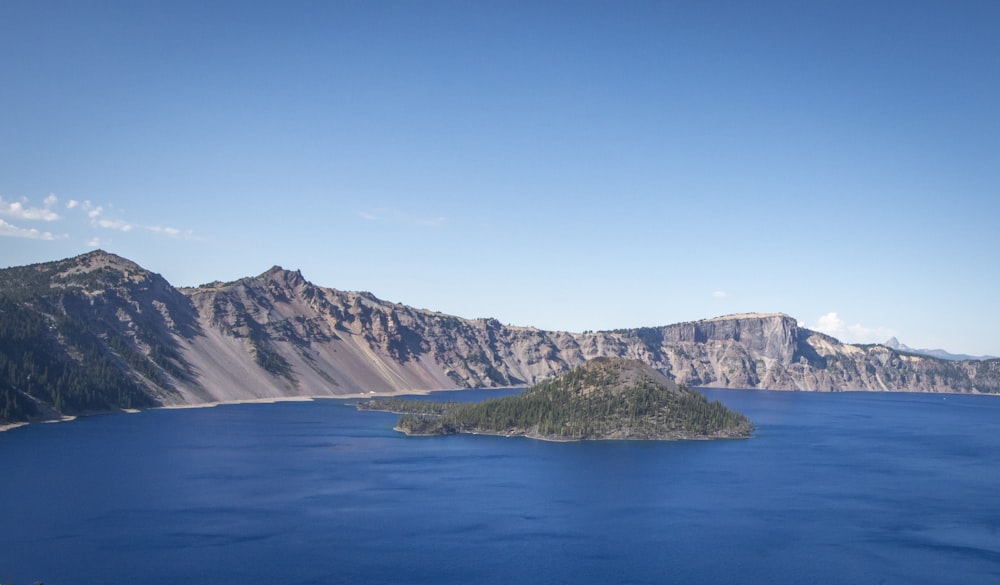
[0,387,455,433]
[0,414,77,434]
[2,384,992,434]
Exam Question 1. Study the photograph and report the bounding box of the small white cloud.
[88,206,103,219]
[813,312,845,335]
[66,199,80,209]
[0,196,61,221]
[712,291,728,298]
[809,312,896,344]
[0,218,63,240]
[87,236,102,247]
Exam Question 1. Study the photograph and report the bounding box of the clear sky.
[1,0,998,355]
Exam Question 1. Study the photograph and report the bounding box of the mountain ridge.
[2,251,998,425]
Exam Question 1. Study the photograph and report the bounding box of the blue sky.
[1,1,998,355]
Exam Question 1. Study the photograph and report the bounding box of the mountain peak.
[70,249,145,273]
[48,250,158,289]
[565,357,676,396]
[255,265,306,289]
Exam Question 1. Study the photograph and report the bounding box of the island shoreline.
[4,383,992,434]
[390,423,750,442]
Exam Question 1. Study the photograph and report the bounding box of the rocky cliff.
[1,251,997,424]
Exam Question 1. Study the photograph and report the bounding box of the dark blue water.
[2,389,999,585]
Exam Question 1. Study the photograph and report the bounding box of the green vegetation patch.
[359,358,753,441]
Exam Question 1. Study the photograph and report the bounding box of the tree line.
[0,297,157,422]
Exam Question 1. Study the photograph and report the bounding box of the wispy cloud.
[85,202,192,238]
[94,217,135,232]
[0,193,196,243]
[807,312,896,344]
[0,195,61,221]
[0,218,64,240]
[712,291,728,298]
[359,207,447,227]
[146,225,182,237]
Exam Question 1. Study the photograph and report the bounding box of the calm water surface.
[2,389,999,585]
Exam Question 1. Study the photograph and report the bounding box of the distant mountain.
[2,251,999,425]
[884,337,997,362]
[363,357,754,441]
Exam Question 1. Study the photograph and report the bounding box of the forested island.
[358,357,753,441]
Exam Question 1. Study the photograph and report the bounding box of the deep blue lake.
[2,388,999,585]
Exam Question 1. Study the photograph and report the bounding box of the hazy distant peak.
[884,337,997,362]
[885,337,903,349]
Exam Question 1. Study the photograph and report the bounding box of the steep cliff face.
[180,270,592,398]
[606,313,998,393]
[2,251,997,424]
[176,267,460,403]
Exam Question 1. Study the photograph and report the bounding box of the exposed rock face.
[1,251,998,424]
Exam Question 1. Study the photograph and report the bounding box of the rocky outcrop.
[2,251,998,424]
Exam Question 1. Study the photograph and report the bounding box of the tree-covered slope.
[0,251,192,422]
[362,358,753,440]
